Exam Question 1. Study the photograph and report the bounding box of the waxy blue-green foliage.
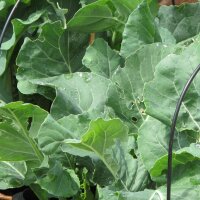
[1,0,200,199]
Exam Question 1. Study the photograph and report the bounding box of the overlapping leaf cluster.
[1,0,200,199]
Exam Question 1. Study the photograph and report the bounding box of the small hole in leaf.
[130,149,137,159]
[27,117,33,130]
[132,117,138,123]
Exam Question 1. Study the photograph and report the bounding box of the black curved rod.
[172,0,176,5]
[0,0,21,46]
[167,63,200,200]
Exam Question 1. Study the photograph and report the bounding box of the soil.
[0,187,38,200]
[159,0,197,5]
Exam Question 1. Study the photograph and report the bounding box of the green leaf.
[46,0,81,27]
[0,1,5,11]
[30,184,49,200]
[0,0,17,20]
[36,162,80,198]
[47,0,68,28]
[138,116,197,177]
[107,43,174,132]
[0,161,27,189]
[158,161,200,200]
[144,38,200,131]
[38,114,90,154]
[83,38,122,78]
[67,0,119,32]
[61,118,149,191]
[151,143,200,177]
[120,0,161,58]
[39,115,149,191]
[30,73,110,119]
[138,117,169,174]
[158,27,176,45]
[158,2,200,43]
[0,70,13,103]
[99,161,200,199]
[17,22,88,95]
[0,102,47,162]
[3,0,200,198]
[61,118,128,158]
[98,187,156,200]
[0,10,44,75]
[110,0,142,21]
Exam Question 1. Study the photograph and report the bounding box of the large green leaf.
[144,39,200,131]
[158,2,200,43]
[38,114,90,154]
[39,115,149,191]
[110,0,142,22]
[158,161,200,200]
[46,0,82,28]
[107,43,174,132]
[0,102,47,162]
[47,0,68,28]
[99,161,200,199]
[30,73,110,119]
[17,21,88,95]
[138,116,197,177]
[36,161,80,198]
[0,161,27,189]
[98,187,155,200]
[60,118,149,191]
[0,10,44,75]
[83,38,122,78]
[67,0,119,32]
[120,0,161,58]
[70,0,144,33]
[158,26,176,45]
[151,143,200,177]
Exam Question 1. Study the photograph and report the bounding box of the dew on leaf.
[79,72,83,77]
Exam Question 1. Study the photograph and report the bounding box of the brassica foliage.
[0,0,200,199]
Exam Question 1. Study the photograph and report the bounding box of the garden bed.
[1,0,200,199]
